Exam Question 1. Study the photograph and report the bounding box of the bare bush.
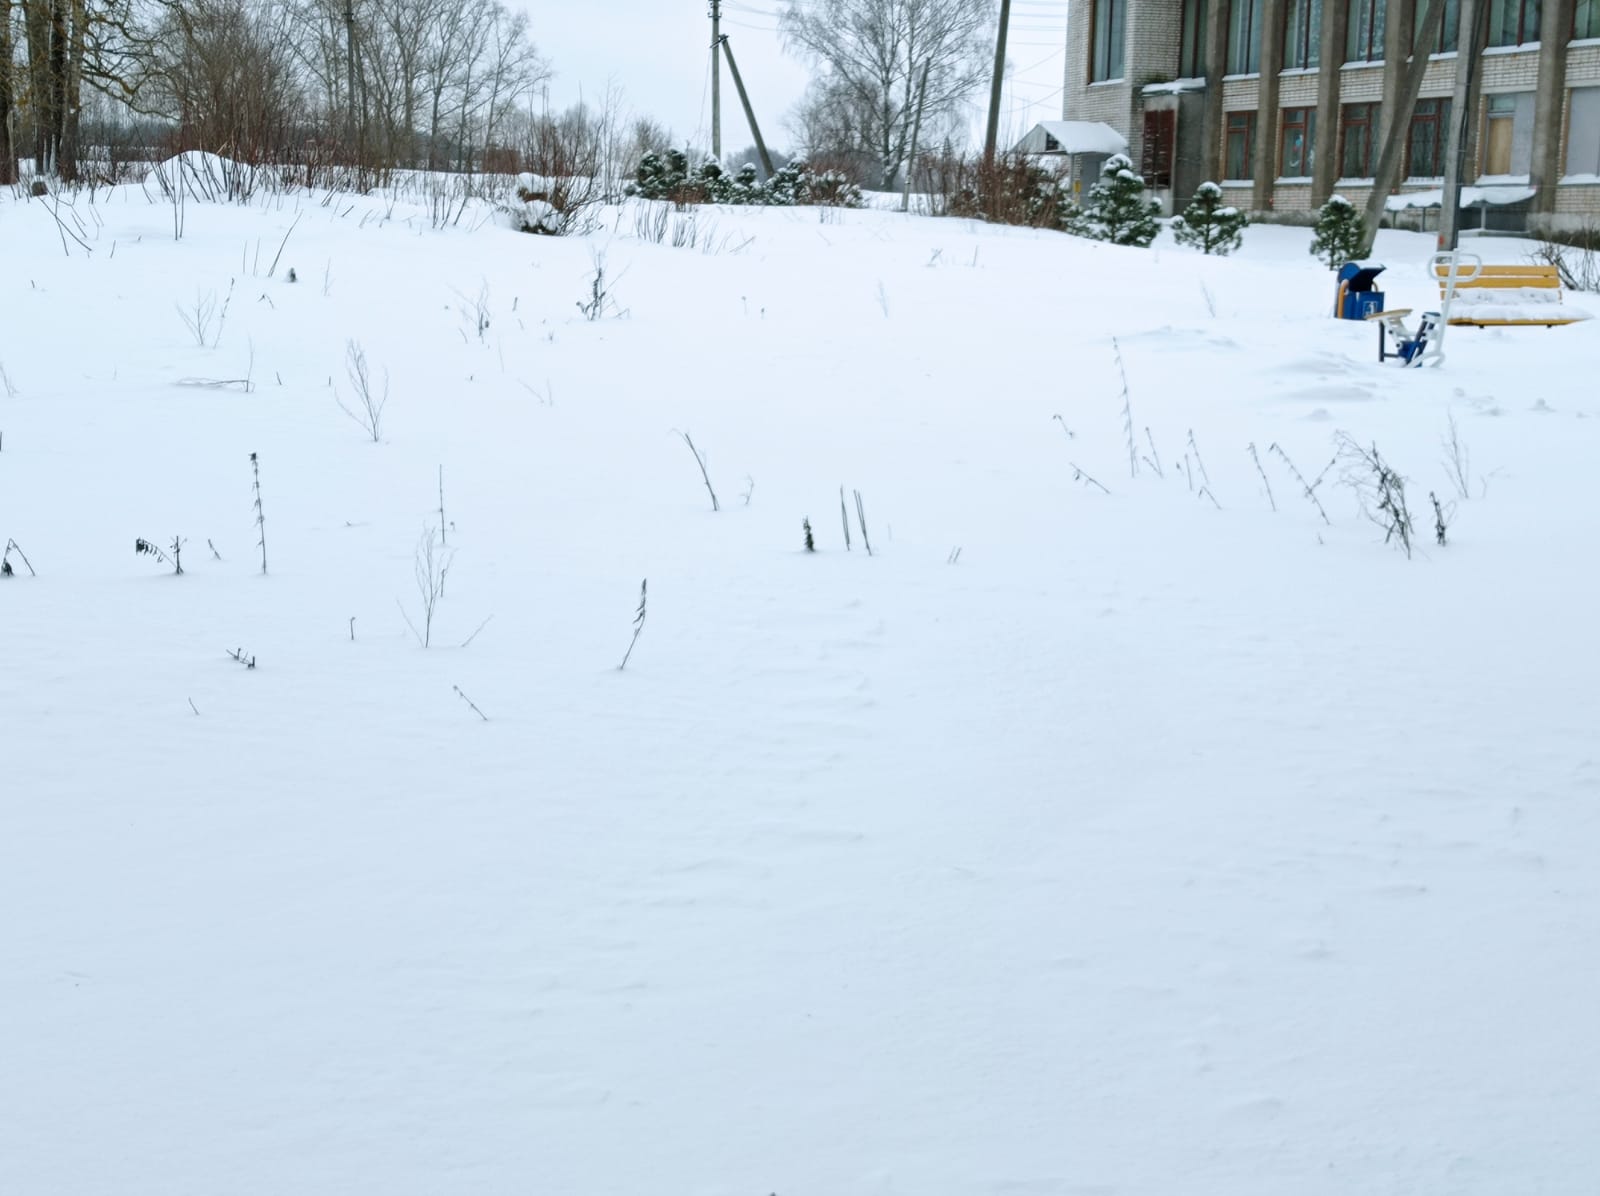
[1441,412,1473,500]
[1336,433,1415,558]
[1530,222,1600,293]
[916,150,1075,229]
[400,526,454,647]
[335,340,389,442]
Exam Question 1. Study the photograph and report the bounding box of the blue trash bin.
[1336,262,1386,320]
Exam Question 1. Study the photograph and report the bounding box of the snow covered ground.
[2,178,1597,1196]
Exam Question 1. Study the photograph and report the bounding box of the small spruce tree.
[1309,194,1366,270]
[1172,181,1249,255]
[1074,154,1161,247]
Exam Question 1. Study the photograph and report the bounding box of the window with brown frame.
[1225,111,1257,179]
[1406,98,1451,177]
[1346,0,1387,61]
[1180,0,1208,77]
[1280,107,1316,177]
[1416,0,1461,51]
[1091,0,1127,81]
[1487,0,1540,45]
[1284,0,1324,68]
[1340,103,1380,177]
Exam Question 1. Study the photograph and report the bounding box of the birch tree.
[780,0,992,189]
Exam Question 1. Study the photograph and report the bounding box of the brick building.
[1062,0,1600,232]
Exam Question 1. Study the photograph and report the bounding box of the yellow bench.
[1432,262,1587,327]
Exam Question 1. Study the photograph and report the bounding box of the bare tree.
[780,0,992,189]
[0,0,15,183]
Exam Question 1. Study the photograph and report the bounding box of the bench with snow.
[1431,263,1592,327]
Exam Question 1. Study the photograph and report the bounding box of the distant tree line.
[0,0,560,184]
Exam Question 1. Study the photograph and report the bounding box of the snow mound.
[1448,287,1594,322]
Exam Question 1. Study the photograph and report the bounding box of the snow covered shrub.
[1172,182,1248,255]
[629,150,686,201]
[1309,195,1365,271]
[506,110,605,235]
[624,153,862,209]
[1074,155,1160,248]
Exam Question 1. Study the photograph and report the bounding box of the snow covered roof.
[1014,121,1129,157]
[1385,185,1538,210]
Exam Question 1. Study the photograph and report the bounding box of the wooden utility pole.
[1438,0,1487,249]
[902,59,932,212]
[983,0,1013,168]
[710,0,723,161]
[719,35,775,178]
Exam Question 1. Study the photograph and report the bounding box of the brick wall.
[1063,2,1600,219]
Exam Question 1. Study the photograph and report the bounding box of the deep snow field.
[2,173,1598,1196]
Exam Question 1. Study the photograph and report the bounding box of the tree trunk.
[0,0,15,184]
[343,0,359,159]
[59,0,84,180]
[1356,0,1449,255]
[24,0,53,172]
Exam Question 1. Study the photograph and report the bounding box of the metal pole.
[720,36,774,179]
[1438,0,1485,250]
[983,0,1013,169]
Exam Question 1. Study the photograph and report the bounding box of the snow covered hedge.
[625,150,863,209]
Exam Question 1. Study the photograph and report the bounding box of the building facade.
[1063,0,1600,232]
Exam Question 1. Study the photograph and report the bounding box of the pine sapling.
[803,518,816,552]
[1075,155,1161,247]
[619,579,647,670]
[1309,195,1366,271]
[1171,182,1249,255]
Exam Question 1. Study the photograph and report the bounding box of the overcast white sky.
[522,1,1071,158]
